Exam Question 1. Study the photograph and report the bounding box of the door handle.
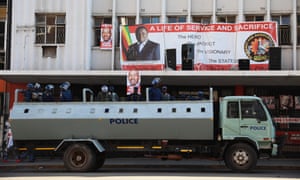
[240,125,248,128]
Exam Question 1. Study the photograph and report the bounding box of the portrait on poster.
[100,24,112,49]
[280,95,293,110]
[261,96,275,110]
[295,96,300,110]
[126,26,160,61]
[126,70,141,95]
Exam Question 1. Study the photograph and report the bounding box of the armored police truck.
[9,88,277,172]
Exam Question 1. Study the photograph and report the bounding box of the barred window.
[272,15,291,45]
[0,52,4,70]
[297,15,300,45]
[35,14,65,44]
[0,21,4,50]
[141,16,160,24]
[119,16,136,26]
[192,16,211,24]
[117,16,136,47]
[217,16,235,23]
[245,15,264,21]
[93,17,112,46]
[167,16,186,23]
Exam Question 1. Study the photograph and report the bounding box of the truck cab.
[220,96,277,157]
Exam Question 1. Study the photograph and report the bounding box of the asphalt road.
[1,157,300,172]
[1,169,300,180]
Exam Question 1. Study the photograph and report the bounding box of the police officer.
[23,83,34,102]
[59,81,72,101]
[149,77,162,101]
[96,85,111,101]
[32,82,43,102]
[43,84,55,102]
[109,86,119,101]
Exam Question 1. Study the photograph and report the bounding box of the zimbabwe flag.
[121,26,132,61]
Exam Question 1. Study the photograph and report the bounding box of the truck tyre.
[63,143,97,172]
[224,143,257,172]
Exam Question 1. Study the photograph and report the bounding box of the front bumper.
[272,144,278,156]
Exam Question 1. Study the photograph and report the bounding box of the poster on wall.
[126,70,141,95]
[100,24,112,49]
[261,96,275,110]
[280,95,293,110]
[120,22,278,71]
[295,96,300,110]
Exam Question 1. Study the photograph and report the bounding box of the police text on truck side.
[109,118,138,125]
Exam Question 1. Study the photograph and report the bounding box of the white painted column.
[84,0,92,70]
[136,0,140,24]
[266,0,271,21]
[111,0,116,70]
[187,0,192,23]
[292,0,297,70]
[237,0,244,22]
[161,0,166,23]
[212,0,216,23]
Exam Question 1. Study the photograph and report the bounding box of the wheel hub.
[233,150,248,165]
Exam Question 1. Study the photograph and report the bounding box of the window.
[297,15,300,45]
[141,16,160,24]
[35,14,65,44]
[0,21,4,50]
[272,15,291,45]
[0,0,6,5]
[241,100,266,121]
[0,52,4,70]
[168,16,186,23]
[245,15,264,22]
[217,16,235,23]
[119,16,136,26]
[93,17,112,46]
[227,102,239,118]
[193,16,211,24]
[0,22,5,70]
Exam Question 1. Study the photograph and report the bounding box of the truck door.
[223,101,241,136]
[239,100,270,141]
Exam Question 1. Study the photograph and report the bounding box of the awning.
[0,70,299,86]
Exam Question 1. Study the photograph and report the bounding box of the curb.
[0,159,300,171]
[1,162,300,171]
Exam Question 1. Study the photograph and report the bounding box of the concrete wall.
[11,0,92,70]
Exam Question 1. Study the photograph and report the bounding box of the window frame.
[93,16,112,47]
[192,16,211,24]
[272,15,291,45]
[245,15,264,22]
[216,16,236,23]
[35,14,66,44]
[167,16,187,23]
[141,16,160,24]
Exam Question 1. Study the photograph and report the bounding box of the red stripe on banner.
[122,64,165,70]
[175,63,269,71]
[129,23,237,33]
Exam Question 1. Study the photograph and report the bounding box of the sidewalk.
[1,157,300,171]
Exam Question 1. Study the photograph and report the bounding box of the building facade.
[7,0,300,71]
[0,0,300,156]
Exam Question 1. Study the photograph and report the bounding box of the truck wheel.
[224,143,257,172]
[63,143,97,172]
